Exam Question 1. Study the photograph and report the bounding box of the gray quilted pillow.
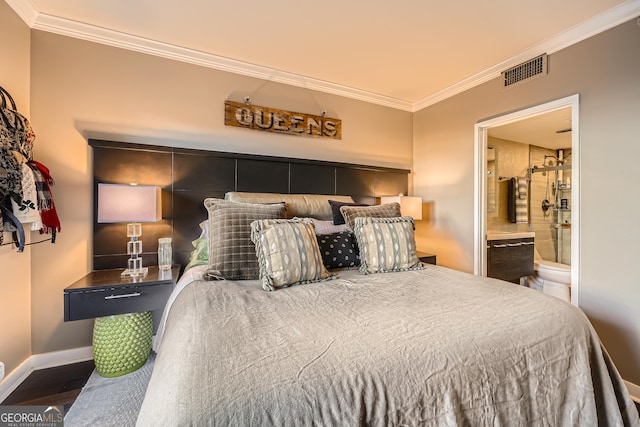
[339,202,401,231]
[204,198,286,280]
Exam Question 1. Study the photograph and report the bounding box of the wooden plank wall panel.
[336,167,377,205]
[171,190,225,265]
[173,152,238,263]
[289,163,336,195]
[236,159,290,193]
[90,139,410,271]
[92,145,173,270]
[374,171,409,198]
[173,152,236,191]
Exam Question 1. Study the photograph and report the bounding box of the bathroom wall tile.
[486,141,571,265]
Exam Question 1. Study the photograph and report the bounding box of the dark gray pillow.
[317,231,360,270]
[204,198,286,280]
[328,200,367,225]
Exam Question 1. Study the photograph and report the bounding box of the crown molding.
[10,2,413,111]
[5,0,38,26]
[7,0,640,112]
[413,0,640,111]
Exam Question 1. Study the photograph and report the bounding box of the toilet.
[528,249,571,302]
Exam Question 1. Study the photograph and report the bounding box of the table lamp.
[380,194,423,220]
[97,183,161,277]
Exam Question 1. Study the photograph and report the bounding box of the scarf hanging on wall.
[11,162,42,227]
[0,146,23,205]
[1,85,57,250]
[27,160,61,234]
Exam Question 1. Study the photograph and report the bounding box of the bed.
[136,192,638,426]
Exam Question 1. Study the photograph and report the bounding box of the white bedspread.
[139,265,639,426]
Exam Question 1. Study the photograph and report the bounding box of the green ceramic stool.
[92,311,153,378]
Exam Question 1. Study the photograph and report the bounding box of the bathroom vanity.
[486,231,535,283]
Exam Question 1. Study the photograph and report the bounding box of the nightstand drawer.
[64,282,172,321]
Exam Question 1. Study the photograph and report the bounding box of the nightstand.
[64,265,180,377]
[417,251,437,265]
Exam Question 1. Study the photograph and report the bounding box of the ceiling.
[6,0,640,111]
[489,107,572,150]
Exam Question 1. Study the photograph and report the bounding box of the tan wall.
[4,4,638,388]
[413,19,640,383]
[486,136,530,233]
[28,31,414,354]
[0,2,32,377]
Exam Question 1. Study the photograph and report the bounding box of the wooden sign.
[224,101,342,140]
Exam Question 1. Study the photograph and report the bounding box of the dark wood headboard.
[90,139,410,270]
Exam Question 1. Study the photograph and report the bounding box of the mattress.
[137,265,638,426]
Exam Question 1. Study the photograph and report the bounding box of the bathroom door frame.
[473,94,580,306]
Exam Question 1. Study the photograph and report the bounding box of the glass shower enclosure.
[529,148,572,265]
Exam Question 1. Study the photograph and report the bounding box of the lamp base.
[121,267,149,278]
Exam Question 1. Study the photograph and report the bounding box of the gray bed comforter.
[137,266,639,426]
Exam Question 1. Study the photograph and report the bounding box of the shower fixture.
[542,199,554,213]
[529,147,573,265]
[543,153,571,166]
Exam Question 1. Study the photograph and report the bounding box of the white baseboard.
[29,346,93,371]
[0,358,32,404]
[625,380,640,404]
[0,346,93,403]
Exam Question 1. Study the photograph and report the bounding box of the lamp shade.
[97,184,161,223]
[380,195,423,220]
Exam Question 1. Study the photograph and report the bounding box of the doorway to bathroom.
[474,95,580,306]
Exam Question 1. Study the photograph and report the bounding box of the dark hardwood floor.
[1,360,95,413]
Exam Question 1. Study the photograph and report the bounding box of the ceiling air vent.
[502,54,548,88]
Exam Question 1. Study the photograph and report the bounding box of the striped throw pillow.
[353,216,423,274]
[250,218,334,291]
[339,203,401,231]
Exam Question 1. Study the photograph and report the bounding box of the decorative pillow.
[340,202,402,230]
[250,218,334,291]
[311,218,348,235]
[328,200,368,225]
[353,216,423,274]
[317,231,360,270]
[185,238,208,271]
[199,202,284,241]
[198,219,209,240]
[204,198,287,280]
[227,192,353,221]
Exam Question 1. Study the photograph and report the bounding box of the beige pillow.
[250,218,334,291]
[225,192,353,221]
[352,216,423,274]
[339,203,401,230]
